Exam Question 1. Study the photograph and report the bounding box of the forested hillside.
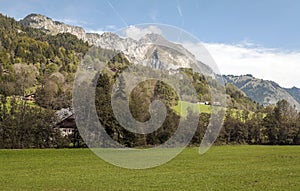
[0,13,299,149]
[0,13,89,109]
[0,13,89,148]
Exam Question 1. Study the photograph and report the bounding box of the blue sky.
[1,0,299,50]
[0,0,300,87]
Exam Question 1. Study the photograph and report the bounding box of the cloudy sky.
[0,0,299,87]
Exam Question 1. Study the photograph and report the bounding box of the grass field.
[0,146,299,190]
[172,101,259,120]
[173,101,211,116]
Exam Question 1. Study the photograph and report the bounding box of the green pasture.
[173,101,211,116]
[0,146,299,190]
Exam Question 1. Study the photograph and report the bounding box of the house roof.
[55,114,76,129]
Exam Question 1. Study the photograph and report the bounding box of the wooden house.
[54,114,76,137]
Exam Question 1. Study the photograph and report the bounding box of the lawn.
[0,146,299,190]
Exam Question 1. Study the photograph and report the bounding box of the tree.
[275,100,299,144]
[262,100,299,145]
[0,95,61,148]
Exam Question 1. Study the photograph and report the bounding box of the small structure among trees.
[53,111,85,148]
[54,114,76,137]
[23,93,35,102]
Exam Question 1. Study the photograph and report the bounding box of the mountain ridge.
[223,74,300,110]
[285,86,300,104]
[19,13,300,108]
[20,13,213,73]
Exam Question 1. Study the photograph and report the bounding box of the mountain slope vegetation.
[0,13,299,148]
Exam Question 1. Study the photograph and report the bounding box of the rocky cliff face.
[20,14,212,73]
[20,14,102,45]
[224,75,300,109]
[94,32,201,70]
[20,14,87,40]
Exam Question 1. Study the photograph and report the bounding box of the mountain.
[20,14,87,40]
[20,13,103,46]
[223,74,300,109]
[19,13,300,109]
[285,87,300,104]
[20,14,212,74]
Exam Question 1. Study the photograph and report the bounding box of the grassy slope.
[0,146,299,191]
[172,101,259,120]
[173,101,211,117]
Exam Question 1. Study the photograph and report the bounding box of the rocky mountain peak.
[23,13,51,22]
[100,32,120,39]
[140,33,166,43]
[20,13,86,40]
[20,14,203,71]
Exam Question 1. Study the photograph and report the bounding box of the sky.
[0,0,300,87]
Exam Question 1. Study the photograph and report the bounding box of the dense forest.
[0,14,299,149]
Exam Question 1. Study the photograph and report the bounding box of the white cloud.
[86,25,117,35]
[105,25,117,30]
[56,18,89,26]
[87,25,162,39]
[124,25,162,40]
[183,42,300,88]
[85,29,105,35]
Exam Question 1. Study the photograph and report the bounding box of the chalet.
[54,114,76,137]
[23,93,35,101]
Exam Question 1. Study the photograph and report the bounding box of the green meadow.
[173,101,211,116]
[1,146,299,190]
